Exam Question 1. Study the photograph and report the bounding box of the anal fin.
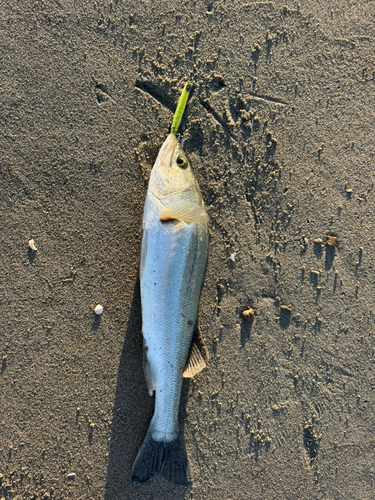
[143,343,156,395]
[183,342,206,378]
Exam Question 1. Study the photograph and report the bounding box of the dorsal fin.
[160,200,208,224]
[183,342,207,378]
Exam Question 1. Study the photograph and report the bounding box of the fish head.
[150,134,198,197]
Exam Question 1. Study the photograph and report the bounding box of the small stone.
[94,304,103,315]
[241,308,255,321]
[66,472,76,481]
[326,235,338,247]
[280,304,291,312]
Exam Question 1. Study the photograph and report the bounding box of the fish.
[131,132,209,485]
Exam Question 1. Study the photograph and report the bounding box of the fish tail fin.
[131,427,189,485]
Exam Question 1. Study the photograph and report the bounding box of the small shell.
[94,304,103,315]
[66,472,76,481]
[229,253,237,262]
[28,239,38,251]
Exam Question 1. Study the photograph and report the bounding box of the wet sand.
[1,1,375,498]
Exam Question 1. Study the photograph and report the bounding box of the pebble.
[280,304,291,312]
[326,235,338,247]
[94,304,103,315]
[241,308,255,321]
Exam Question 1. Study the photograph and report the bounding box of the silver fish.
[132,133,209,484]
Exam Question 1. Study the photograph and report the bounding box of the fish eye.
[176,156,187,168]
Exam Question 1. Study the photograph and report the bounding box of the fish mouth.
[158,134,179,167]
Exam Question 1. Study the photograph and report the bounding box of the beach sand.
[1,1,374,498]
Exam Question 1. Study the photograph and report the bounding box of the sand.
[1,1,374,498]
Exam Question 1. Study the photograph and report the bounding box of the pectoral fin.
[183,342,207,378]
[160,201,208,224]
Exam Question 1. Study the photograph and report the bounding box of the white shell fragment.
[229,252,237,262]
[94,304,103,315]
[28,239,38,251]
[66,472,76,481]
